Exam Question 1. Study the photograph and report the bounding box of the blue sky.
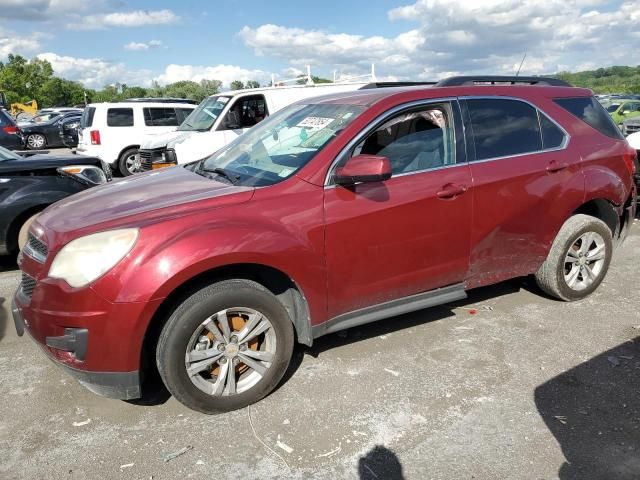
[1,0,639,89]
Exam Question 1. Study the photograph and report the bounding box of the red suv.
[12,77,637,414]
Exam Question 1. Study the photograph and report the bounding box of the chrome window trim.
[459,95,571,162]
[323,97,459,187]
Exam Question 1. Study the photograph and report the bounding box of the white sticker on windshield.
[296,116,334,129]
[278,168,294,177]
[218,97,230,104]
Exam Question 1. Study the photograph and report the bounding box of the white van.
[76,100,196,175]
[138,82,377,171]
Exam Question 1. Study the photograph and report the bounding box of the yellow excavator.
[0,91,38,121]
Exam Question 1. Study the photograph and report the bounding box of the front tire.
[26,133,46,150]
[118,148,142,176]
[535,214,613,301]
[156,279,294,414]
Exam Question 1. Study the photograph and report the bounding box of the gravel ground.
[0,220,638,480]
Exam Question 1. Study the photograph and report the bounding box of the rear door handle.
[546,161,569,173]
[437,184,467,199]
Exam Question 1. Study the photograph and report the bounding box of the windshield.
[29,113,61,124]
[606,104,620,113]
[195,102,365,187]
[0,145,20,161]
[178,95,231,131]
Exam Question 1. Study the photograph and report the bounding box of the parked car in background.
[0,108,24,150]
[608,100,640,127]
[138,81,388,171]
[20,111,82,150]
[0,109,23,150]
[13,76,636,414]
[76,100,196,176]
[59,115,81,148]
[0,145,111,255]
[625,129,640,195]
[622,116,640,137]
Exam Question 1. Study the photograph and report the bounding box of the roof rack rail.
[360,81,437,89]
[121,97,199,104]
[435,76,572,87]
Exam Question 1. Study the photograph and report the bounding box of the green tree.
[0,54,54,103]
[199,79,222,96]
[296,75,332,85]
[230,80,245,90]
[38,77,85,106]
[245,80,260,88]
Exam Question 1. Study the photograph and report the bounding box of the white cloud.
[239,1,640,80]
[0,0,89,20]
[154,64,269,87]
[36,52,154,89]
[124,40,163,51]
[0,27,44,57]
[69,9,179,30]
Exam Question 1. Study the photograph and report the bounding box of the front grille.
[139,149,153,171]
[25,233,48,262]
[626,124,640,134]
[21,272,36,299]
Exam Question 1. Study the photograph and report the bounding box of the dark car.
[12,76,637,414]
[21,112,82,150]
[0,109,23,150]
[59,115,81,148]
[0,145,111,256]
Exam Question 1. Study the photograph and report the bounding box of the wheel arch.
[140,262,313,387]
[6,203,50,253]
[572,198,620,239]
[117,145,140,162]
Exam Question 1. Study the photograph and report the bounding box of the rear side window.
[107,108,134,127]
[554,97,624,140]
[466,99,542,161]
[540,114,566,149]
[80,107,96,128]
[143,107,179,127]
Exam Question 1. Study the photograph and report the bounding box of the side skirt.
[312,283,467,339]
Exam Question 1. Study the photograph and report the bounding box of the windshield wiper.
[198,163,241,185]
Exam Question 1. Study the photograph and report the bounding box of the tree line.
[0,54,265,108]
[554,65,640,93]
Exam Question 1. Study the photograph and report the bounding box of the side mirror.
[334,154,392,185]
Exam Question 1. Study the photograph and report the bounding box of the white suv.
[76,100,196,176]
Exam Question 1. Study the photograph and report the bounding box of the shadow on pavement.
[306,279,522,357]
[358,445,405,480]
[0,253,18,273]
[0,297,6,343]
[535,336,640,480]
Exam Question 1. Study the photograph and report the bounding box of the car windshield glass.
[30,113,61,123]
[606,104,620,113]
[0,145,20,161]
[196,102,365,187]
[178,96,231,131]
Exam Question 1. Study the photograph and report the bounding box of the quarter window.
[106,108,134,127]
[540,114,566,149]
[466,99,542,161]
[554,97,624,140]
[352,104,455,175]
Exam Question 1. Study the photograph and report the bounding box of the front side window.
[606,104,620,113]
[178,96,231,131]
[107,108,134,127]
[218,95,269,131]
[466,99,542,161]
[351,104,455,174]
[196,103,364,187]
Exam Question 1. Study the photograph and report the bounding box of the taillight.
[2,126,18,134]
[90,130,101,145]
[623,146,637,176]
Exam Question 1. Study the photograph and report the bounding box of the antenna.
[371,63,376,81]
[515,53,527,77]
[306,65,314,85]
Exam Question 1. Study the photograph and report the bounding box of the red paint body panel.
[13,84,635,381]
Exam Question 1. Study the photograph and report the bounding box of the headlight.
[49,229,139,288]
[58,165,107,185]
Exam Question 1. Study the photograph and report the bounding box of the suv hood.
[0,154,102,174]
[37,166,254,237]
[142,129,193,149]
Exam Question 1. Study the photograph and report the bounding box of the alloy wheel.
[27,134,45,149]
[563,231,606,291]
[125,152,142,174]
[184,307,276,396]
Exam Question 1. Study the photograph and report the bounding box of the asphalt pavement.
[0,221,639,480]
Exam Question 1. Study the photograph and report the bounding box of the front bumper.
[12,253,163,400]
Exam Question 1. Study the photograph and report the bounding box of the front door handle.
[546,161,569,173]
[437,184,467,199]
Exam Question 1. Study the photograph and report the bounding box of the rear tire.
[535,214,613,301]
[156,279,294,414]
[118,148,142,176]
